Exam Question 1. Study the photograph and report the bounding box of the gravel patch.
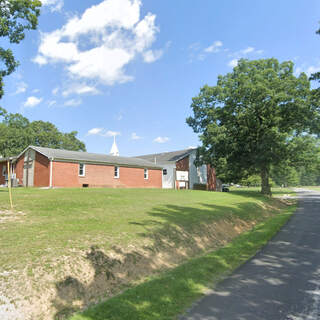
[0,295,23,320]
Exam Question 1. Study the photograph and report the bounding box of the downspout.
[49,158,53,188]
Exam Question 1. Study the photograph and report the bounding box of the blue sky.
[1,0,320,156]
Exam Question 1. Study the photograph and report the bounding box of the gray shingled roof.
[136,148,196,165]
[0,156,17,162]
[26,146,162,169]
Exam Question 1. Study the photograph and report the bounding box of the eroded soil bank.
[0,189,292,319]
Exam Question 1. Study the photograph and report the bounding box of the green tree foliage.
[187,58,318,195]
[310,26,320,85]
[240,175,261,187]
[0,108,86,157]
[270,135,320,187]
[271,165,300,187]
[0,0,41,98]
[309,25,320,133]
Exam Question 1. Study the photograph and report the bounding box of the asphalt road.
[180,189,320,320]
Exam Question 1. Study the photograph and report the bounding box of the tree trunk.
[261,166,271,196]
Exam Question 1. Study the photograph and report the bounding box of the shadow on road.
[181,192,320,320]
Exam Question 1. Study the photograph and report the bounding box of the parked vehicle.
[222,184,230,192]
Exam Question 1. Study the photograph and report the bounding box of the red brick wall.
[34,152,50,187]
[52,161,162,188]
[176,156,189,171]
[52,161,79,187]
[15,156,24,186]
[14,152,50,187]
[207,165,217,191]
[0,162,6,185]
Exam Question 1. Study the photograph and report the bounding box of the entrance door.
[23,149,35,187]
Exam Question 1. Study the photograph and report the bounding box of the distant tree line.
[237,136,320,187]
[0,107,86,157]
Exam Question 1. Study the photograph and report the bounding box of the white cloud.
[189,40,223,62]
[32,55,47,65]
[87,128,120,137]
[88,128,103,135]
[228,59,238,68]
[295,62,320,77]
[103,130,121,137]
[204,41,223,53]
[131,132,142,140]
[64,98,82,107]
[41,0,63,12]
[48,100,56,107]
[23,96,43,108]
[15,82,27,95]
[227,46,263,67]
[143,49,163,63]
[62,84,100,97]
[87,128,103,135]
[240,47,255,55]
[52,87,59,95]
[154,136,169,143]
[34,0,161,86]
[32,89,40,93]
[230,46,264,59]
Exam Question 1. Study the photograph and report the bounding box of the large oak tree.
[187,58,318,195]
[0,0,41,98]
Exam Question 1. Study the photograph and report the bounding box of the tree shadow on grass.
[55,206,313,320]
[52,197,282,319]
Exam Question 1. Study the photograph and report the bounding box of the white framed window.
[163,169,167,176]
[114,166,120,179]
[144,168,149,180]
[79,163,85,177]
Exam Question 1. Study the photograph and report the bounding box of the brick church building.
[0,142,218,191]
[0,145,162,188]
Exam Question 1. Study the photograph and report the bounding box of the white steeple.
[110,136,119,156]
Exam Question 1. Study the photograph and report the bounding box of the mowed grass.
[0,187,289,271]
[230,186,295,195]
[69,200,295,320]
[302,186,320,191]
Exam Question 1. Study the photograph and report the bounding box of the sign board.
[176,171,189,181]
[179,181,186,188]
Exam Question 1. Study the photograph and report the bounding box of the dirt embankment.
[1,200,288,320]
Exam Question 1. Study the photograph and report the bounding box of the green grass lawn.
[0,187,296,319]
[302,186,320,191]
[0,187,289,271]
[230,186,295,196]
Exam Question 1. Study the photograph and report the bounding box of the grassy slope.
[0,188,295,319]
[0,188,287,271]
[70,202,295,320]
